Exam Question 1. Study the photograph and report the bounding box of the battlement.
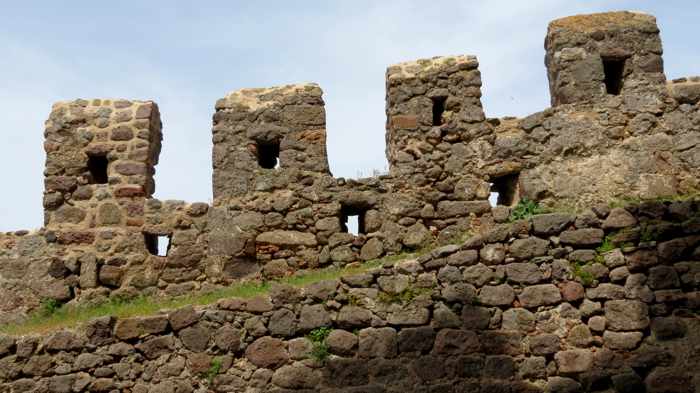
[1,11,699,326]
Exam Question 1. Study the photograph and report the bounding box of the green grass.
[596,234,616,254]
[204,357,223,385]
[509,198,545,222]
[307,326,333,362]
[572,261,595,287]
[0,252,411,336]
[39,298,62,317]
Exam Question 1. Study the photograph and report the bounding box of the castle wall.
[1,200,698,392]
[1,10,699,347]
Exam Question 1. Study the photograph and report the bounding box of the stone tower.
[545,11,666,107]
[42,99,162,240]
[211,83,330,205]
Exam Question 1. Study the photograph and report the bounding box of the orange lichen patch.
[299,129,326,144]
[548,11,655,33]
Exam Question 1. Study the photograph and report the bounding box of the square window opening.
[87,154,109,184]
[490,173,520,207]
[257,141,280,169]
[432,96,447,126]
[144,232,171,257]
[602,57,625,95]
[340,205,367,235]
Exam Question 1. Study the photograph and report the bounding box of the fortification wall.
[1,200,698,392]
[2,11,700,326]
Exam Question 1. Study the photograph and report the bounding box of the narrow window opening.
[144,233,171,256]
[257,141,280,169]
[489,173,520,207]
[87,154,109,184]
[340,205,367,235]
[602,57,625,95]
[432,96,447,126]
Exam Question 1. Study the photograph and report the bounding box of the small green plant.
[509,198,545,222]
[377,286,430,304]
[596,235,616,254]
[204,357,222,385]
[307,326,332,363]
[639,225,658,243]
[571,261,595,286]
[40,299,61,317]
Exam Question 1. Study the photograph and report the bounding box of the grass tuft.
[572,261,595,287]
[307,326,332,362]
[509,198,545,222]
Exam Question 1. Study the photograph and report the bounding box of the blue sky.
[0,1,698,231]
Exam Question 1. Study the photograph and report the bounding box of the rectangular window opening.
[257,141,280,169]
[432,96,447,126]
[340,205,367,235]
[144,232,171,257]
[87,154,109,184]
[490,173,520,207]
[602,57,625,95]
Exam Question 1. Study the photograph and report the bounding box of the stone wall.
[1,10,700,335]
[1,200,698,392]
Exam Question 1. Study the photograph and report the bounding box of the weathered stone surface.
[397,326,435,354]
[114,316,169,340]
[337,306,373,328]
[501,308,535,332]
[479,284,515,306]
[135,336,173,359]
[463,263,493,286]
[586,283,625,300]
[179,324,210,352]
[480,243,506,265]
[326,329,357,355]
[509,237,549,260]
[545,376,582,393]
[358,327,397,358]
[555,349,593,373]
[603,331,643,350]
[44,331,85,352]
[506,262,543,284]
[272,363,320,389]
[560,228,604,246]
[532,213,574,235]
[530,334,560,355]
[605,300,649,331]
[518,284,562,308]
[651,317,687,340]
[432,329,479,355]
[245,337,288,369]
[647,265,680,289]
[602,208,637,229]
[256,230,317,246]
[168,305,199,331]
[297,304,331,332]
